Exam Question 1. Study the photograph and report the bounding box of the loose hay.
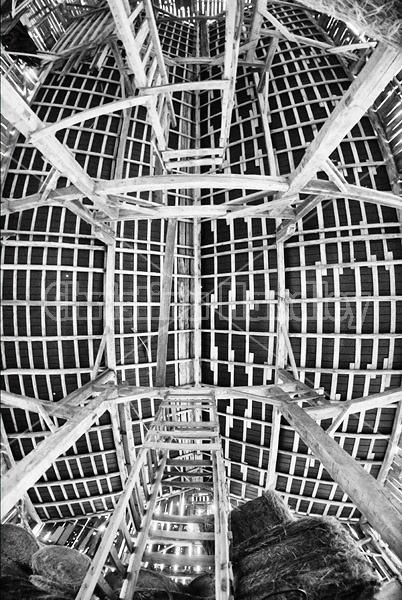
[1,523,40,567]
[31,545,91,592]
[133,592,213,600]
[186,573,215,597]
[296,0,402,48]
[232,516,380,600]
[230,490,294,547]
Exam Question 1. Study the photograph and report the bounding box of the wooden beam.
[0,391,76,420]
[246,0,266,62]
[104,241,117,375]
[284,43,402,197]
[377,402,402,485]
[276,194,325,243]
[1,391,111,518]
[57,369,114,410]
[156,219,178,386]
[95,173,288,194]
[281,399,402,559]
[1,417,42,525]
[275,241,287,382]
[303,179,402,211]
[220,0,243,147]
[265,406,281,489]
[75,446,150,600]
[1,79,117,220]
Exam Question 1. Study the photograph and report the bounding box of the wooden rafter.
[282,43,402,200]
[281,398,402,559]
[1,390,113,518]
[1,79,117,224]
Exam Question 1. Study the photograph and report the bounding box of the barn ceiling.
[1,0,402,574]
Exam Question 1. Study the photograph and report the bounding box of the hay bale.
[187,573,215,597]
[232,516,380,600]
[136,568,181,592]
[1,553,31,578]
[296,0,402,48]
[132,592,210,600]
[199,515,215,554]
[0,575,69,600]
[29,575,75,598]
[230,491,294,546]
[1,524,40,567]
[31,545,91,592]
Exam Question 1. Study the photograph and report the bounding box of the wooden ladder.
[121,389,233,599]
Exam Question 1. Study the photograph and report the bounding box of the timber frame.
[1,0,402,592]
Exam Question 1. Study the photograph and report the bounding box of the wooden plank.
[91,328,108,380]
[155,219,178,387]
[281,399,402,559]
[246,0,266,61]
[303,179,402,211]
[1,392,111,517]
[139,80,230,95]
[148,529,214,541]
[1,79,116,220]
[285,43,402,197]
[275,241,287,383]
[57,370,114,409]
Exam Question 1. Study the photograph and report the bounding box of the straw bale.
[1,523,40,567]
[230,490,294,547]
[31,545,91,592]
[296,0,402,48]
[232,516,380,600]
[1,553,31,578]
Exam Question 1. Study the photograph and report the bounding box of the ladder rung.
[149,530,215,541]
[166,459,213,467]
[165,470,214,477]
[143,552,215,567]
[150,430,218,439]
[144,441,221,451]
[153,421,218,428]
[152,513,211,524]
[162,148,224,160]
[162,480,213,489]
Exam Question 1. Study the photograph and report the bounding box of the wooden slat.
[142,551,214,567]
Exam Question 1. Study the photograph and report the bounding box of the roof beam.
[281,398,402,559]
[283,43,402,199]
[155,219,178,386]
[1,79,117,222]
[1,390,112,518]
[0,391,76,420]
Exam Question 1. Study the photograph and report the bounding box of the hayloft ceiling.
[1,0,402,585]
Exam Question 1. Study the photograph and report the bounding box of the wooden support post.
[281,399,402,559]
[1,391,111,518]
[265,406,281,489]
[0,417,42,525]
[246,0,266,62]
[275,241,287,383]
[91,327,109,380]
[377,402,402,485]
[104,241,117,377]
[156,219,178,387]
